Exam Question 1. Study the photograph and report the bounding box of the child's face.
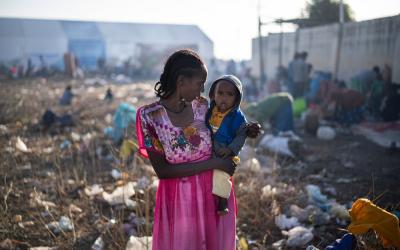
[214,80,237,113]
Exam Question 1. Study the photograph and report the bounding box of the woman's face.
[179,75,206,102]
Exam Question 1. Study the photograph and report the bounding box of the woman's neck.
[160,94,186,114]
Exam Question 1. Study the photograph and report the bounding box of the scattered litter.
[46,221,61,234]
[306,185,330,211]
[111,169,122,180]
[30,247,58,250]
[330,203,350,221]
[60,140,71,150]
[30,192,57,209]
[69,204,83,214]
[290,204,313,222]
[59,216,73,231]
[283,226,314,247]
[14,214,22,223]
[84,184,104,197]
[271,239,286,249]
[137,176,150,189]
[102,182,137,208]
[91,236,104,250]
[242,158,261,172]
[336,178,357,183]
[0,124,8,135]
[84,77,107,86]
[126,236,152,250]
[317,126,336,140]
[70,132,81,142]
[259,134,300,158]
[238,237,248,250]
[275,214,300,230]
[261,185,277,199]
[15,137,29,152]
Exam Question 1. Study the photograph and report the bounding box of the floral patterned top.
[137,97,212,164]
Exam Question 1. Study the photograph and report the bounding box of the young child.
[206,75,253,215]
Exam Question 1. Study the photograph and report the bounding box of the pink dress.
[136,97,236,250]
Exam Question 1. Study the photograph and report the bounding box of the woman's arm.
[147,151,235,179]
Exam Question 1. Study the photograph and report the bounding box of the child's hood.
[208,74,243,110]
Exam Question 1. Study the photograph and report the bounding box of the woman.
[136,49,237,250]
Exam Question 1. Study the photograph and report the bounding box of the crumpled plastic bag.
[126,236,152,250]
[102,182,137,208]
[275,214,300,230]
[283,226,314,247]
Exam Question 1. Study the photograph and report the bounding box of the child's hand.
[217,148,232,158]
[246,122,262,138]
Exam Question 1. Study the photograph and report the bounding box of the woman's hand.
[216,147,232,158]
[214,158,236,176]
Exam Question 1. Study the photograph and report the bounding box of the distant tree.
[301,0,355,27]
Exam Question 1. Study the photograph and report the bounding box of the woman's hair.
[155,49,207,99]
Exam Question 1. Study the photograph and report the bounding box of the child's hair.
[155,49,207,99]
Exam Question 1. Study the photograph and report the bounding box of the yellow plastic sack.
[348,198,400,248]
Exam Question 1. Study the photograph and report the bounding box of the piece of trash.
[137,176,150,189]
[60,140,71,150]
[306,245,320,250]
[85,184,104,197]
[261,185,277,200]
[30,247,58,250]
[272,239,286,249]
[275,214,300,230]
[42,147,53,154]
[59,216,73,231]
[69,204,83,214]
[242,158,261,172]
[330,203,350,220]
[102,182,136,208]
[348,198,400,248]
[111,169,122,180]
[91,236,105,250]
[238,237,248,250]
[305,185,330,211]
[325,233,356,250]
[14,215,22,223]
[259,134,299,158]
[46,221,61,234]
[309,209,331,226]
[317,126,336,140]
[71,132,81,142]
[30,192,57,209]
[290,204,312,222]
[126,236,152,250]
[0,124,8,135]
[336,178,357,183]
[18,221,34,228]
[324,187,337,196]
[15,137,29,152]
[284,226,314,247]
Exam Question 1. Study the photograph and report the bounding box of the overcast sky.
[1,0,399,60]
